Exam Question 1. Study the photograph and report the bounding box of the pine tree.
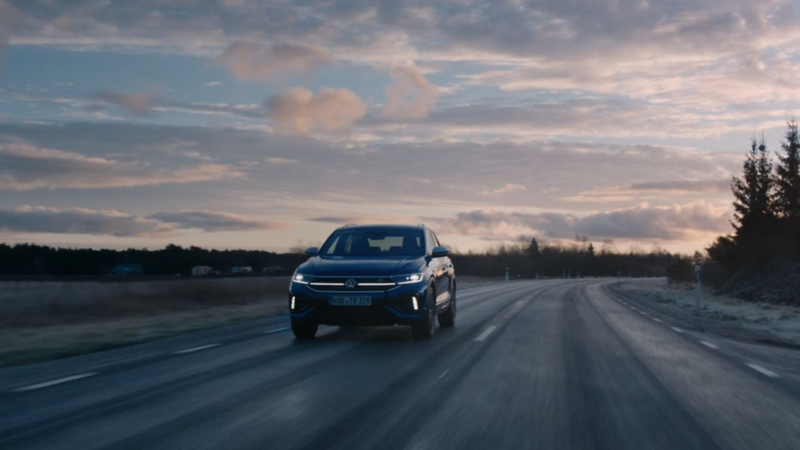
[731,137,775,240]
[527,237,540,258]
[775,121,800,217]
[775,121,800,257]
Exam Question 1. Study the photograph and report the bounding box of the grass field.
[0,276,499,366]
[0,277,290,366]
[616,278,800,347]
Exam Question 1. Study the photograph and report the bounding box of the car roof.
[334,224,427,232]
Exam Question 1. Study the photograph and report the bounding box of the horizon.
[2,1,798,254]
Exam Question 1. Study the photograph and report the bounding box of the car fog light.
[291,296,296,309]
[411,295,418,311]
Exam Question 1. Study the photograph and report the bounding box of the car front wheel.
[291,320,318,339]
[438,284,456,328]
[412,287,436,340]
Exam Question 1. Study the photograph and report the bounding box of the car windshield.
[319,229,425,257]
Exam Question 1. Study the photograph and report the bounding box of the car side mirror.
[431,246,450,258]
[304,247,318,256]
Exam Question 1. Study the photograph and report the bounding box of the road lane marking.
[437,369,450,381]
[174,344,220,354]
[264,327,290,334]
[746,363,780,378]
[653,318,663,323]
[700,341,719,349]
[671,327,685,333]
[14,373,98,392]
[639,311,648,316]
[475,326,497,342]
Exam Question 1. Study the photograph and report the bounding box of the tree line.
[0,243,308,277]
[705,121,800,284]
[0,239,687,279]
[450,237,690,279]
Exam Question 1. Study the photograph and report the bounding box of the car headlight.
[292,273,314,284]
[390,273,424,285]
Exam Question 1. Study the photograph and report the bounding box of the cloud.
[0,206,173,237]
[0,0,20,71]
[97,89,157,116]
[0,206,275,237]
[561,179,732,202]
[402,98,735,139]
[482,183,526,196]
[203,81,224,87]
[626,179,731,193]
[148,210,277,232]
[380,65,439,119]
[0,143,245,190]
[215,41,333,81]
[425,201,732,242]
[306,216,361,225]
[267,87,367,135]
[265,157,298,165]
[306,216,371,225]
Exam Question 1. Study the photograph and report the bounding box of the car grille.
[308,277,397,292]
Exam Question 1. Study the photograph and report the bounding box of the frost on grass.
[619,278,800,346]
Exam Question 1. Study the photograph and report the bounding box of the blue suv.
[288,224,456,340]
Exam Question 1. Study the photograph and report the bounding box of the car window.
[320,229,425,256]
[324,236,340,255]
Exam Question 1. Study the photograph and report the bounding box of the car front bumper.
[288,282,429,326]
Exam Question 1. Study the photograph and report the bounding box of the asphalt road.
[2,279,800,450]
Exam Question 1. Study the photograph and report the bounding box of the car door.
[427,230,449,306]
[431,231,452,298]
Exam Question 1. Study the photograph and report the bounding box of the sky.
[1,0,799,254]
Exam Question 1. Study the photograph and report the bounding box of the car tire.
[412,287,436,340]
[291,320,318,339]
[438,283,456,328]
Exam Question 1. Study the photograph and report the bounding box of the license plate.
[329,296,372,306]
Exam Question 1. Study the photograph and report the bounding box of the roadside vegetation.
[618,122,800,345]
[700,121,800,306]
[617,279,800,347]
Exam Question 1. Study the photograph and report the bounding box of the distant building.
[262,265,286,275]
[191,266,212,276]
[109,264,144,276]
[230,266,253,274]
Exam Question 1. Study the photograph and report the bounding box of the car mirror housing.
[431,246,450,258]
[304,247,318,256]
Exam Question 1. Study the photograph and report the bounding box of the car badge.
[345,278,358,289]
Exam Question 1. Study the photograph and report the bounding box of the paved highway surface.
[2,279,800,449]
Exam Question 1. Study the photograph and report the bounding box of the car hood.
[299,256,425,276]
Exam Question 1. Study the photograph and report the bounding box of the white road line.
[639,311,648,316]
[653,318,663,323]
[746,363,780,378]
[437,369,450,381]
[174,344,220,354]
[264,327,290,334]
[14,373,98,392]
[474,326,498,342]
[700,341,719,349]
[671,327,685,333]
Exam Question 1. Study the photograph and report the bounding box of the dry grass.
[619,279,800,346]
[0,276,502,366]
[0,277,291,366]
[0,299,287,366]
[0,277,290,327]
